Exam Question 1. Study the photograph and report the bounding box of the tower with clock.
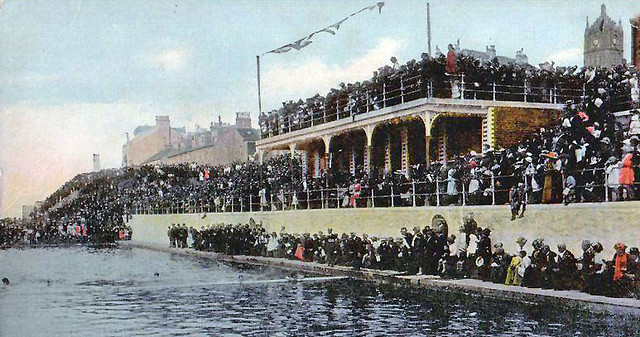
[584,4,624,68]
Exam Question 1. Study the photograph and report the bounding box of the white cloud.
[143,48,192,72]
[545,48,583,66]
[262,37,404,109]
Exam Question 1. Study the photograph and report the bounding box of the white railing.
[259,73,610,138]
[129,167,636,215]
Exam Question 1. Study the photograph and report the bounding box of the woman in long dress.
[542,160,555,204]
[187,227,195,249]
[619,152,635,200]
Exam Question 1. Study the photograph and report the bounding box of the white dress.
[187,231,194,248]
[446,169,457,195]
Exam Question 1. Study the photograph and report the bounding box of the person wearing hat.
[523,238,545,288]
[605,156,621,201]
[475,228,492,281]
[410,226,425,275]
[563,173,577,205]
[619,149,635,201]
[490,243,511,284]
[556,243,578,290]
[540,245,558,289]
[577,240,594,274]
[613,243,630,282]
[439,234,458,278]
[505,250,525,286]
[516,237,527,251]
[627,247,640,280]
[459,212,478,255]
[542,156,560,204]
[509,182,526,220]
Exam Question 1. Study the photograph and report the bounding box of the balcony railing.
[258,73,627,139]
[128,167,637,215]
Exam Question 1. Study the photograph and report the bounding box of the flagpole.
[427,2,432,56]
[256,55,262,114]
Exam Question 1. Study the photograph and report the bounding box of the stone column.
[384,135,392,174]
[425,136,431,167]
[363,124,375,175]
[483,108,495,153]
[363,145,371,175]
[400,126,409,175]
[288,142,297,158]
[301,150,308,179]
[438,123,447,164]
[350,148,356,176]
[421,111,433,169]
[322,134,332,173]
[314,151,321,178]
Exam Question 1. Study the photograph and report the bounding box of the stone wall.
[148,129,253,166]
[490,107,560,149]
[128,201,640,258]
[124,127,169,166]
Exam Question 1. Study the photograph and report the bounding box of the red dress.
[294,245,305,261]
[446,51,457,74]
[619,153,635,185]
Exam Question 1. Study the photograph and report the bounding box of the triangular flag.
[329,17,348,30]
[319,27,336,35]
[290,38,312,50]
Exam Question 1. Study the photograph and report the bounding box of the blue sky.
[0,0,638,216]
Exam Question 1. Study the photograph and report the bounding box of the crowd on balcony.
[172,217,640,299]
[259,50,638,138]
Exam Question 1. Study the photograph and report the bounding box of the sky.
[0,0,638,217]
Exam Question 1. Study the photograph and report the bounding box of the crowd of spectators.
[2,53,639,245]
[259,50,637,138]
[0,216,131,248]
[0,218,42,247]
[176,215,640,299]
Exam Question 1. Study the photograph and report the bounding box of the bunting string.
[265,2,385,55]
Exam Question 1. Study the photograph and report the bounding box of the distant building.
[92,154,100,172]
[584,4,624,68]
[631,13,640,69]
[22,204,34,220]
[435,41,529,66]
[123,113,259,167]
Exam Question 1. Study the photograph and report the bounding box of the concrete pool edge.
[120,241,640,315]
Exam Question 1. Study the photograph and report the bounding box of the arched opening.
[329,130,367,179]
[429,114,483,163]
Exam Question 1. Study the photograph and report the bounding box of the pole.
[436,178,440,206]
[491,174,496,205]
[427,2,432,56]
[412,180,417,207]
[257,55,262,114]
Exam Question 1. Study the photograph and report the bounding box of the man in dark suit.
[556,243,577,290]
[411,227,424,274]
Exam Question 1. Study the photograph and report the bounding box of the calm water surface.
[1,247,639,337]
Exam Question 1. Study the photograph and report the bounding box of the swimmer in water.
[153,272,159,277]
[2,278,9,285]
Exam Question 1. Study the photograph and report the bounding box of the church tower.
[584,4,624,68]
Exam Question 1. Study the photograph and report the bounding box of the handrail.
[258,72,619,138]
[130,166,640,215]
